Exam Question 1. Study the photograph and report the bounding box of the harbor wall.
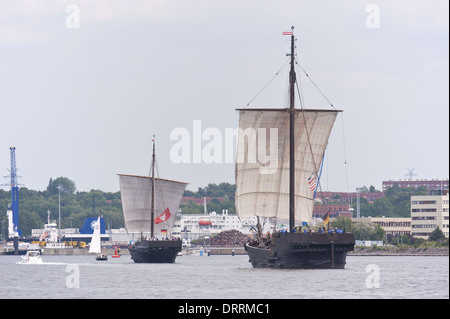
[41,247,130,255]
[349,246,448,256]
[207,247,247,255]
[184,246,247,256]
[2,246,247,256]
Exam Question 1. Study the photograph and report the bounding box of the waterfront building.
[312,204,352,219]
[411,192,449,239]
[352,217,411,237]
[317,191,385,204]
[382,179,449,193]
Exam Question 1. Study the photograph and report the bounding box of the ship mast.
[289,26,296,232]
[151,137,156,237]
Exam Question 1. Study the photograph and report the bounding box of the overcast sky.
[1,0,448,194]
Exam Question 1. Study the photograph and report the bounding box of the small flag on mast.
[154,208,171,224]
[282,31,293,35]
[322,211,330,226]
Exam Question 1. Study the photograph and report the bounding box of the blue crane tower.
[9,147,20,236]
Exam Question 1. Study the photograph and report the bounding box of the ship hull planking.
[129,239,182,263]
[245,232,355,269]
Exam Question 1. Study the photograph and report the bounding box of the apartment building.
[382,179,448,192]
[411,192,449,239]
[352,217,411,237]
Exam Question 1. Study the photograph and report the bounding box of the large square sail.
[235,108,340,224]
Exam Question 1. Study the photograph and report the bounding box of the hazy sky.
[1,0,448,194]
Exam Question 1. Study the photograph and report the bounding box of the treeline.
[351,184,429,218]
[0,177,124,237]
[0,177,438,237]
[328,216,448,246]
[182,183,431,218]
[0,178,237,236]
[181,183,236,215]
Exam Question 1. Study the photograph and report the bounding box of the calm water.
[0,254,448,299]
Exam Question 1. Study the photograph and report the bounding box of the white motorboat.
[21,250,43,264]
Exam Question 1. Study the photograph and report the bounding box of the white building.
[411,192,449,239]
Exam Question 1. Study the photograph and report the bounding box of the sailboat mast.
[151,138,156,237]
[289,26,296,232]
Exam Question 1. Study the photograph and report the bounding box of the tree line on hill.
[0,177,123,238]
[0,178,237,237]
[0,177,440,237]
[352,184,428,218]
[181,183,236,215]
[182,183,431,219]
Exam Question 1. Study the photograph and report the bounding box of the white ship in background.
[172,198,276,243]
[38,210,66,249]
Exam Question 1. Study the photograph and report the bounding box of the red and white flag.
[308,173,317,191]
[282,31,293,35]
[154,208,171,224]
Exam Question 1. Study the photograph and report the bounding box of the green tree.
[371,197,394,217]
[353,185,428,218]
[47,177,77,195]
[385,185,427,217]
[429,227,445,242]
[354,220,385,241]
[181,183,237,215]
[330,216,352,232]
[4,178,125,236]
[180,200,204,214]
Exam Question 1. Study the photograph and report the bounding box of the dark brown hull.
[245,232,355,269]
[129,239,182,263]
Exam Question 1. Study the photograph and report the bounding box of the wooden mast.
[151,136,156,237]
[289,26,296,232]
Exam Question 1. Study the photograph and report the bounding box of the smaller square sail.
[118,174,187,235]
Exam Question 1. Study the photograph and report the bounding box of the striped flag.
[308,173,317,191]
[282,31,293,35]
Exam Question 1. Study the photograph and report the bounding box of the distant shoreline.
[349,247,449,256]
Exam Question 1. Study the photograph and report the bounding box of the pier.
[1,246,247,256]
[191,247,247,256]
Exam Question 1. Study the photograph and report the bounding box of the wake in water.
[15,261,122,266]
[16,261,75,266]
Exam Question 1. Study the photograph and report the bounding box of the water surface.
[0,254,447,299]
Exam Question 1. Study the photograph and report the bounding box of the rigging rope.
[296,60,337,110]
[295,80,320,179]
[148,138,172,237]
[244,58,290,108]
[341,113,351,205]
[295,60,352,213]
[294,60,338,209]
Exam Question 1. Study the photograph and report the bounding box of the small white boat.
[96,253,108,261]
[21,250,43,264]
[89,217,107,261]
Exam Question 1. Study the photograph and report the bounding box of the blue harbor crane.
[9,147,20,237]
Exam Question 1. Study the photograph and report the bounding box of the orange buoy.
[112,248,120,258]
